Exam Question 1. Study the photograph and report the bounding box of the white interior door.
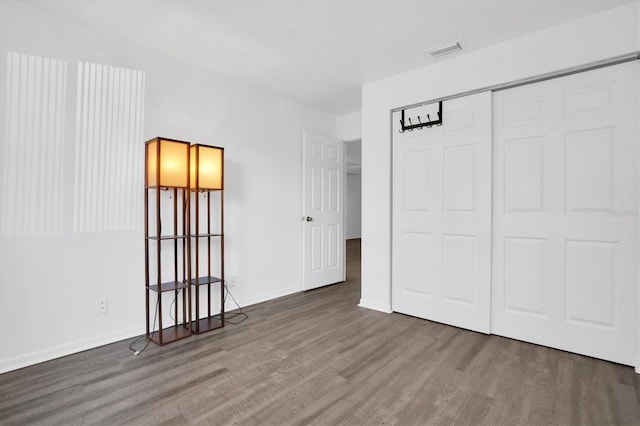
[392,91,492,333]
[302,132,345,291]
[492,62,639,366]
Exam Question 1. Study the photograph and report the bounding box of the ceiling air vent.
[428,42,462,58]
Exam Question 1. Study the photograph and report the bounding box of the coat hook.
[399,119,404,133]
[408,117,414,131]
[426,114,432,128]
[436,112,442,126]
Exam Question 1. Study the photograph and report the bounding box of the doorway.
[345,139,361,281]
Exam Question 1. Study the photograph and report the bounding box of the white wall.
[360,3,640,313]
[337,111,362,141]
[0,1,336,372]
[345,173,362,239]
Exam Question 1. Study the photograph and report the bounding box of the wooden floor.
[1,238,639,425]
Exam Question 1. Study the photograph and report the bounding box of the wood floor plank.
[1,239,639,425]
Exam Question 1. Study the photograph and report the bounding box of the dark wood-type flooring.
[1,239,640,425]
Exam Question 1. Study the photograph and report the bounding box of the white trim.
[358,298,392,313]
[233,286,301,309]
[637,53,640,375]
[343,139,348,282]
[391,52,639,113]
[0,325,144,374]
[0,285,309,374]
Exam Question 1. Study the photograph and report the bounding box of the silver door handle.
[304,216,313,222]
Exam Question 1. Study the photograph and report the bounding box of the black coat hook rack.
[399,100,443,133]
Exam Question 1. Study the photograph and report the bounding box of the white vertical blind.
[2,52,67,238]
[73,62,145,233]
[2,53,146,237]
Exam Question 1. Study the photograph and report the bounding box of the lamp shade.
[190,144,223,190]
[146,137,190,188]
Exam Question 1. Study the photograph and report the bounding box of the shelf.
[191,316,224,334]
[189,188,223,192]
[149,324,191,345]
[189,276,222,286]
[146,185,189,190]
[146,235,188,241]
[148,280,189,293]
[190,233,223,238]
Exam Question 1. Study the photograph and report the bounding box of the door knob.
[304,216,313,222]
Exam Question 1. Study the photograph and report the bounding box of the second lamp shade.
[190,144,223,190]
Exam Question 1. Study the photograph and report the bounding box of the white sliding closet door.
[492,62,638,365]
[392,92,492,333]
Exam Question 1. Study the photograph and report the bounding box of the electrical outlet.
[96,298,108,314]
[227,276,237,288]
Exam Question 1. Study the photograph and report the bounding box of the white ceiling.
[23,0,635,115]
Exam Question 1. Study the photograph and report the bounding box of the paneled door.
[492,62,638,365]
[392,92,492,333]
[302,132,345,291]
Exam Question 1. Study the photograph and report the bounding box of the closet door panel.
[392,91,492,333]
[492,62,639,366]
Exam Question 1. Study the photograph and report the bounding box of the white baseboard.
[0,325,144,374]
[358,298,392,313]
[231,286,302,310]
[1,286,303,374]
